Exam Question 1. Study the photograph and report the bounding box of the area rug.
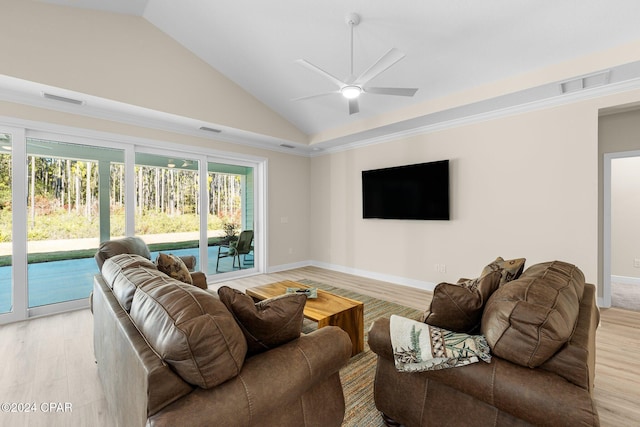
[297,279,424,427]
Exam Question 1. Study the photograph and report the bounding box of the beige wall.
[311,90,640,292]
[6,0,640,293]
[0,0,313,270]
[0,0,306,144]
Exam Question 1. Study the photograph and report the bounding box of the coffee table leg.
[317,304,364,356]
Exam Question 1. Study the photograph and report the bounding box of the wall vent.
[199,126,222,133]
[560,70,610,94]
[42,92,84,105]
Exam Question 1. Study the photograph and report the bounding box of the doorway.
[603,151,640,310]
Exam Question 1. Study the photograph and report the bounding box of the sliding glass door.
[0,123,263,324]
[133,152,202,267]
[26,138,124,313]
[131,153,257,276]
[207,162,255,273]
[0,132,13,315]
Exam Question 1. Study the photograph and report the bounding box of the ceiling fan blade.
[295,59,346,88]
[348,98,359,115]
[292,91,339,102]
[354,48,406,86]
[364,87,418,97]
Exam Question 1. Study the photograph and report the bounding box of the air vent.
[199,126,222,133]
[42,92,84,105]
[560,70,610,94]
[279,144,295,149]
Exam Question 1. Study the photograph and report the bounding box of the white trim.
[5,63,640,158]
[603,149,640,309]
[611,275,640,286]
[28,298,90,318]
[266,259,439,292]
[315,75,640,156]
[0,126,27,325]
[309,260,437,292]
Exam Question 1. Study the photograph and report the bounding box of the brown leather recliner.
[368,261,600,427]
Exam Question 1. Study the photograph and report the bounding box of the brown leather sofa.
[368,261,600,427]
[93,239,352,427]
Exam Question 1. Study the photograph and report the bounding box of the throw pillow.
[218,286,307,356]
[423,270,502,333]
[481,256,526,286]
[156,252,193,285]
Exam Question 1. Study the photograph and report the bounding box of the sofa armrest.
[147,326,352,427]
[368,317,394,361]
[189,272,208,290]
[179,255,197,271]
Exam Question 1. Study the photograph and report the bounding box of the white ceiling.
[34,0,640,151]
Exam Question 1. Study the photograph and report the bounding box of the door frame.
[603,149,640,308]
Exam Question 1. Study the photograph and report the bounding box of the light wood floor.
[0,266,637,426]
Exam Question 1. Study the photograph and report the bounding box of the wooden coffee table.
[246,280,364,356]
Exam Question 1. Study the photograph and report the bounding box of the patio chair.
[216,230,254,272]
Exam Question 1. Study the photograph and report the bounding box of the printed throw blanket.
[390,315,492,372]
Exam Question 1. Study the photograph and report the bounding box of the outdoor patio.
[0,245,253,313]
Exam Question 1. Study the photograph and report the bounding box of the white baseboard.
[308,260,437,293]
[611,275,640,286]
[266,260,313,274]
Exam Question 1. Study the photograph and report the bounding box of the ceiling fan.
[294,13,418,115]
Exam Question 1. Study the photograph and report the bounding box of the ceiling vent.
[42,92,84,105]
[279,144,295,149]
[199,126,221,133]
[560,70,610,94]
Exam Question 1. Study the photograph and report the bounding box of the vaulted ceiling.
[31,1,640,152]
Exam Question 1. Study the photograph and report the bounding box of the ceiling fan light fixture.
[341,85,362,99]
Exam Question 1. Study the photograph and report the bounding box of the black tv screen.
[362,160,449,220]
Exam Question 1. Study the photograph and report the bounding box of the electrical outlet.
[634,258,640,268]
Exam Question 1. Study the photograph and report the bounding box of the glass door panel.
[208,162,255,274]
[134,153,200,267]
[0,133,12,314]
[26,138,124,308]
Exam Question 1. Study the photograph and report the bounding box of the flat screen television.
[362,160,449,220]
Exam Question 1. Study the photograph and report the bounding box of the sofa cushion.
[217,286,307,356]
[95,236,152,270]
[100,254,159,311]
[481,261,585,368]
[156,252,193,285]
[480,256,526,286]
[130,281,247,388]
[423,270,502,333]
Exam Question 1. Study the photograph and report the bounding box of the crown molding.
[3,60,640,160]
